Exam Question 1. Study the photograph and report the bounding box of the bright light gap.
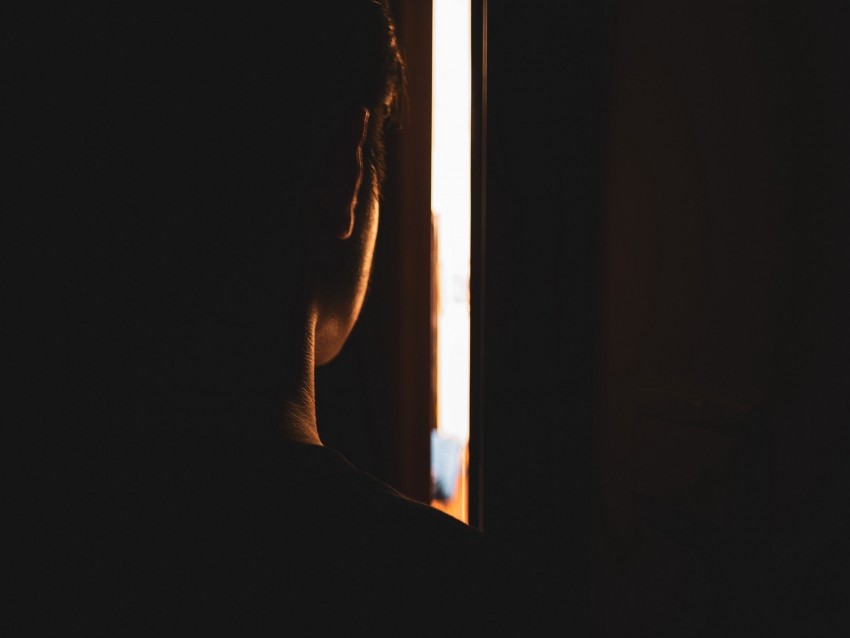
[430,0,471,524]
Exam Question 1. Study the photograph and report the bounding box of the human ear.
[328,107,370,241]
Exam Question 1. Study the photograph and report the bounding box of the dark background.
[318,1,850,635]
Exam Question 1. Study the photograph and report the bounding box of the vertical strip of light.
[431,0,472,522]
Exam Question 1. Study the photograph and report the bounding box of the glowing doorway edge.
[430,0,472,523]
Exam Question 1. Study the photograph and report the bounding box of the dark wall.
[481,0,849,636]
[479,1,614,634]
[597,2,850,636]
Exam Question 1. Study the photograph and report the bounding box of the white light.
[432,0,471,447]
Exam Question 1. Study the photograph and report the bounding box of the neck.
[279,316,322,446]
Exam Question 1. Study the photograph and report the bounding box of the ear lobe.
[334,107,370,240]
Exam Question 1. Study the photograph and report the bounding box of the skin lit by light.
[315,197,379,366]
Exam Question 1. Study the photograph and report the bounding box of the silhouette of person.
[5,2,524,635]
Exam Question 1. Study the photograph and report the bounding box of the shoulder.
[301,446,491,562]
[320,453,529,634]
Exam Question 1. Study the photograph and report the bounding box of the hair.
[274,1,407,205]
[343,1,407,197]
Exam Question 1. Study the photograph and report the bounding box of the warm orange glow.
[430,0,471,524]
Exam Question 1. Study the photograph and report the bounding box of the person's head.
[7,2,406,446]
[282,2,407,366]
